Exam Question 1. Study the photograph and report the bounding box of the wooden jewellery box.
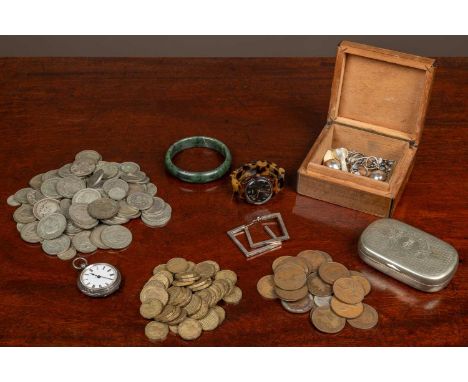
[297,41,436,217]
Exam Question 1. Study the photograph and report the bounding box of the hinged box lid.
[328,41,436,144]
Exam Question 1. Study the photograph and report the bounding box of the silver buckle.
[227,212,289,258]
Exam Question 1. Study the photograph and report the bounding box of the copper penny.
[330,296,363,319]
[297,250,332,272]
[274,284,308,301]
[310,306,346,334]
[306,274,332,297]
[318,262,350,284]
[272,255,293,272]
[333,277,365,304]
[257,275,277,300]
[347,303,379,329]
[351,274,371,296]
[274,263,306,291]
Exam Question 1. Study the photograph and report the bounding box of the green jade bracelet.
[164,136,232,183]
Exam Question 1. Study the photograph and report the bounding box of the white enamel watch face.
[77,263,121,298]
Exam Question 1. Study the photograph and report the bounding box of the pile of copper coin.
[140,257,242,342]
[257,250,378,334]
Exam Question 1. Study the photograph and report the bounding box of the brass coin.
[189,277,212,291]
[257,275,277,300]
[139,299,164,319]
[175,271,199,280]
[186,261,196,272]
[145,321,169,341]
[169,325,179,335]
[144,280,166,289]
[140,286,169,305]
[215,269,238,285]
[273,263,306,291]
[153,264,168,274]
[310,306,346,334]
[333,277,365,304]
[190,298,210,320]
[223,286,242,304]
[155,304,181,323]
[166,257,189,273]
[272,255,293,272]
[199,308,220,331]
[172,279,197,287]
[167,308,188,326]
[318,262,350,284]
[194,261,217,278]
[213,306,226,324]
[148,273,171,289]
[330,296,363,319]
[306,274,332,297]
[184,294,202,316]
[281,293,316,314]
[347,303,379,329]
[178,318,203,341]
[297,250,332,272]
[351,274,371,296]
[274,284,309,302]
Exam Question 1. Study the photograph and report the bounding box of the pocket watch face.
[244,177,273,205]
[78,263,121,297]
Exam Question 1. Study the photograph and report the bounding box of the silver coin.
[58,163,73,178]
[120,161,140,174]
[103,178,129,194]
[101,215,131,225]
[42,234,71,255]
[56,176,86,198]
[72,188,102,204]
[29,173,43,190]
[26,189,45,205]
[71,230,97,253]
[57,245,77,261]
[281,294,316,314]
[87,198,119,219]
[75,150,102,163]
[96,161,120,179]
[42,170,59,181]
[127,192,153,211]
[70,159,96,177]
[36,213,67,240]
[40,177,61,198]
[14,187,34,204]
[7,195,21,207]
[100,225,132,249]
[33,198,61,220]
[20,221,42,243]
[13,204,37,224]
[65,221,82,235]
[117,200,140,216]
[314,295,332,307]
[108,187,127,201]
[68,203,98,228]
[127,182,147,194]
[16,222,25,232]
[60,198,72,218]
[121,171,147,183]
[142,197,165,215]
[86,169,105,188]
[89,225,110,249]
[146,183,158,196]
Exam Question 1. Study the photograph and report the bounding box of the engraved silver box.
[358,218,459,292]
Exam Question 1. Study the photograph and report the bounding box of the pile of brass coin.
[141,257,242,342]
[7,150,172,260]
[257,250,378,334]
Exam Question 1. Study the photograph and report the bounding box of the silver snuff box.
[358,218,459,292]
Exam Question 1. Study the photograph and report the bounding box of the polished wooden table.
[0,58,466,346]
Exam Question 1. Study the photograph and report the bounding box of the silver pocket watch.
[73,257,121,297]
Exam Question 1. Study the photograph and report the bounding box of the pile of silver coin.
[7,150,172,260]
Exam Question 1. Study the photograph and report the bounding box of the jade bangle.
[164,136,232,183]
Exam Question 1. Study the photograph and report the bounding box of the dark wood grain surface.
[0,57,466,346]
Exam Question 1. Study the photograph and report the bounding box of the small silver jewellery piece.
[73,257,122,297]
[227,212,290,258]
[322,148,395,182]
